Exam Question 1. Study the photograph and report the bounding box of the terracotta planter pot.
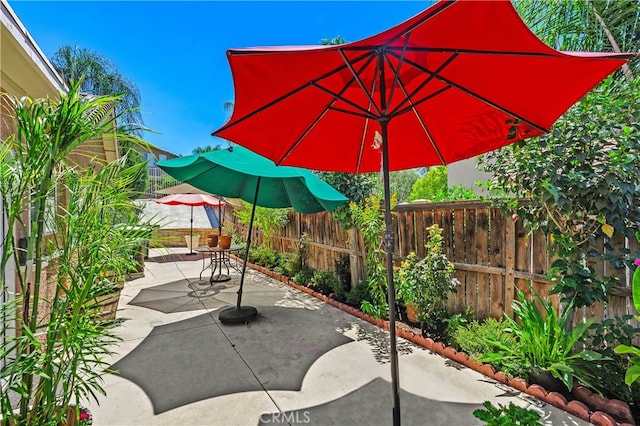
[207,234,218,248]
[405,303,419,323]
[218,235,232,249]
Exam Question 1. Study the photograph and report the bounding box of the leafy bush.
[453,317,522,377]
[293,267,315,286]
[443,307,475,346]
[397,224,458,324]
[349,194,394,317]
[274,252,294,277]
[249,244,278,269]
[311,269,346,301]
[589,316,640,403]
[346,280,371,309]
[473,401,542,426]
[334,254,352,292]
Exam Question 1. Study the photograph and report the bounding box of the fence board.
[465,209,478,314]
[476,208,490,318]
[490,208,507,318]
[453,209,467,313]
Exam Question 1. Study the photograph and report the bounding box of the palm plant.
[515,0,640,80]
[0,81,156,425]
[50,45,143,132]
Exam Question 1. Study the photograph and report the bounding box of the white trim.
[1,0,66,92]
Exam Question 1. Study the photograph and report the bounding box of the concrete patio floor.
[85,247,591,426]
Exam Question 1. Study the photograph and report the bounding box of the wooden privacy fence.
[229,200,639,330]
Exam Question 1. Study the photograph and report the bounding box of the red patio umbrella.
[213,1,635,423]
[155,193,225,255]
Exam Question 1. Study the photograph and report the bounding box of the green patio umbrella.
[157,145,347,323]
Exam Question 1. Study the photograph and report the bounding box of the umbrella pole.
[218,203,223,237]
[381,119,401,426]
[236,177,260,309]
[187,205,196,255]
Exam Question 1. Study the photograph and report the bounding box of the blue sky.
[9,1,431,156]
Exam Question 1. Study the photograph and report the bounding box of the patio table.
[195,244,243,283]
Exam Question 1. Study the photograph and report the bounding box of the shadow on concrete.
[111,306,353,414]
[258,377,484,426]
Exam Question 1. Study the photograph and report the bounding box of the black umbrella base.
[219,306,258,324]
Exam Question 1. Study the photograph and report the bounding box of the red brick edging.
[239,259,636,426]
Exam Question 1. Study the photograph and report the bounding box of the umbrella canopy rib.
[385,34,412,111]
[339,49,383,116]
[216,50,375,136]
[310,82,377,120]
[392,52,551,133]
[386,52,458,117]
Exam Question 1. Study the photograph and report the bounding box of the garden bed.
[237,256,637,426]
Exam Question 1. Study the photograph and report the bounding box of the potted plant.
[397,224,458,326]
[0,82,157,425]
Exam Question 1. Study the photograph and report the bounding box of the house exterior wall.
[447,157,493,197]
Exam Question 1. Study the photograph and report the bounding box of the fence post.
[504,218,516,317]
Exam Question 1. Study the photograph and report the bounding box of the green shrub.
[443,307,474,345]
[250,244,278,269]
[397,224,458,324]
[334,254,351,292]
[312,269,346,300]
[588,316,640,403]
[346,280,371,308]
[473,401,542,426]
[274,252,294,277]
[293,267,315,286]
[453,317,522,377]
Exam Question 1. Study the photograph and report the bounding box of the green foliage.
[443,307,475,344]
[408,166,447,201]
[613,265,640,388]
[349,194,394,318]
[440,184,477,201]
[192,144,222,154]
[293,267,315,287]
[615,345,640,387]
[50,45,143,131]
[235,201,289,244]
[589,315,640,402]
[273,252,294,277]
[453,318,522,377]
[514,0,640,78]
[389,169,419,202]
[346,280,372,309]
[479,289,609,392]
[0,82,158,425]
[311,269,346,301]
[397,224,458,324]
[479,76,640,310]
[319,171,377,229]
[50,45,149,194]
[334,254,351,291]
[473,401,542,426]
[248,244,278,269]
